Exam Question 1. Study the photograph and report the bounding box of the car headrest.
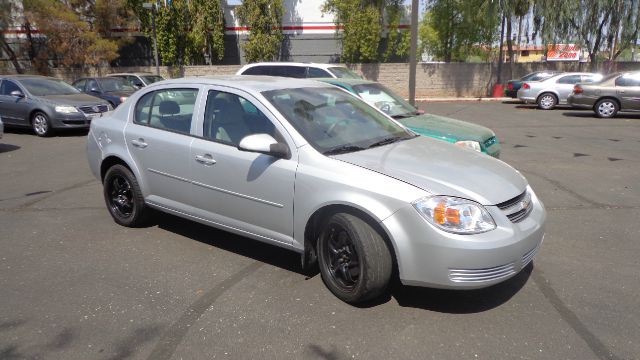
[159,100,180,115]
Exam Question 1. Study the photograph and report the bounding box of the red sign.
[546,44,581,61]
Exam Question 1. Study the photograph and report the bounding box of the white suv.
[236,62,362,79]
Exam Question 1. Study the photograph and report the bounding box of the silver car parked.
[87,76,546,303]
[518,72,603,110]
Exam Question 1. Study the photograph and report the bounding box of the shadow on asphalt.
[154,212,532,312]
[389,263,533,313]
[4,127,88,137]
[562,111,640,119]
[0,143,20,153]
[155,212,306,276]
[501,100,521,104]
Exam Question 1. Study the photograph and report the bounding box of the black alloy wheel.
[317,213,392,303]
[103,164,150,227]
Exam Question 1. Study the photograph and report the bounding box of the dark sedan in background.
[73,77,137,107]
[568,71,640,118]
[0,75,111,136]
[505,71,561,98]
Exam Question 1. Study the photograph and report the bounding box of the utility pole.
[143,3,160,76]
[408,0,419,106]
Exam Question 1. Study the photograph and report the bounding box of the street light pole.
[143,3,160,76]
[408,0,419,106]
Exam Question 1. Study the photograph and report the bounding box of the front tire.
[594,99,619,118]
[537,93,558,110]
[103,164,150,227]
[32,111,53,137]
[317,213,392,303]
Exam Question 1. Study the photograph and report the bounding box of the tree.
[532,0,640,70]
[420,0,499,62]
[0,0,23,73]
[323,0,409,63]
[22,0,121,69]
[236,0,284,63]
[126,0,226,66]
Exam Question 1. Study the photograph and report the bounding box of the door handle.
[131,139,148,148]
[195,154,216,165]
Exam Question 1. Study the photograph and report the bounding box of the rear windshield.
[328,67,362,79]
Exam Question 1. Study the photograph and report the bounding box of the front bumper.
[51,112,95,129]
[383,189,546,289]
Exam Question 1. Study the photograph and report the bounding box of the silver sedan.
[87,76,546,303]
[518,72,603,109]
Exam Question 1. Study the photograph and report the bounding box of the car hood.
[332,136,526,205]
[397,113,495,143]
[40,94,108,106]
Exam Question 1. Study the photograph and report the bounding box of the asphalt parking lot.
[1,101,639,360]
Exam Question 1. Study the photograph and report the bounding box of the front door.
[124,87,200,211]
[0,80,31,125]
[189,88,296,245]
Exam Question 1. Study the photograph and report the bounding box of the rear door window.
[134,88,199,135]
[557,75,582,84]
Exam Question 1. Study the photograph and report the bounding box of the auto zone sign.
[546,44,581,61]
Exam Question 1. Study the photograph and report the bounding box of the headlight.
[119,96,128,103]
[413,196,496,234]
[455,140,482,152]
[55,105,79,114]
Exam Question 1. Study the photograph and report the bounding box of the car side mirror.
[238,134,289,159]
[134,82,144,89]
[90,87,100,93]
[10,90,24,98]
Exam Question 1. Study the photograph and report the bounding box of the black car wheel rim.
[323,223,360,290]
[107,175,134,218]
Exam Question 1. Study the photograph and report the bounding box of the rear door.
[556,75,583,102]
[124,86,201,211]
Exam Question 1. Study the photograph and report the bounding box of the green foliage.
[323,0,408,63]
[420,0,500,62]
[23,0,121,67]
[128,0,226,66]
[236,0,284,62]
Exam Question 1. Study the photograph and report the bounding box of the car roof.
[0,75,59,81]
[239,62,349,70]
[147,75,332,93]
[107,73,159,77]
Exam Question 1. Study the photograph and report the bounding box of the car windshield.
[98,78,136,92]
[352,83,418,118]
[328,67,362,79]
[20,78,80,96]
[263,86,416,155]
[141,75,164,84]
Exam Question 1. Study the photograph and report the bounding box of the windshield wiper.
[368,136,402,148]
[323,145,365,155]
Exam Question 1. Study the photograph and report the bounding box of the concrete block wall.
[3,61,639,98]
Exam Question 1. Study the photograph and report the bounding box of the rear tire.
[103,164,150,227]
[537,93,558,110]
[594,99,619,118]
[32,111,53,137]
[317,213,392,303]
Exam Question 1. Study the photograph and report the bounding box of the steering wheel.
[326,119,350,136]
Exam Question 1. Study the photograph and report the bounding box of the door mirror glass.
[10,90,24,98]
[238,133,289,158]
[90,87,100,93]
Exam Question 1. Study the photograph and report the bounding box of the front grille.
[449,262,516,283]
[79,104,109,114]
[497,191,527,210]
[522,245,539,267]
[497,190,533,223]
[484,136,498,148]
